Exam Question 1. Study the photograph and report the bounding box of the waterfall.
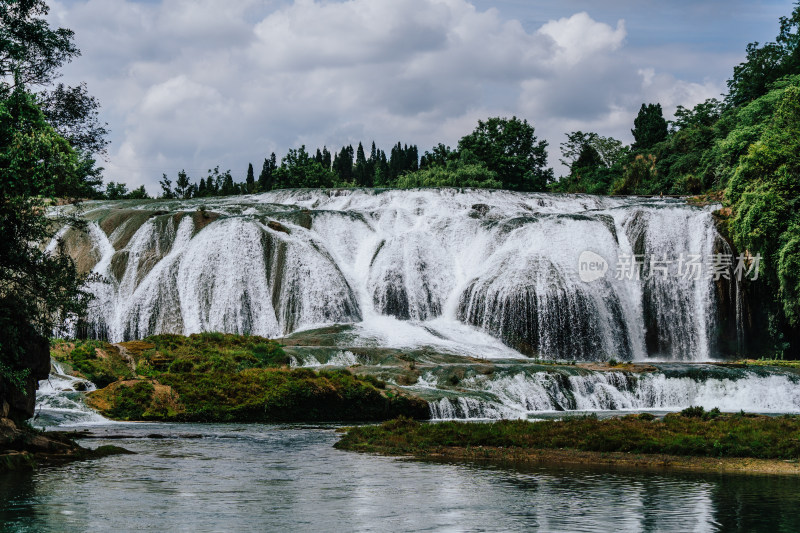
[35,361,108,427]
[425,367,800,420]
[52,189,740,361]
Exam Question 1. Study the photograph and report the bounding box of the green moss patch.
[51,340,135,387]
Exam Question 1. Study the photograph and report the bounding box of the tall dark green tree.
[354,142,370,186]
[246,162,255,193]
[458,116,552,191]
[333,145,354,184]
[631,103,668,151]
[258,153,277,191]
[321,146,331,170]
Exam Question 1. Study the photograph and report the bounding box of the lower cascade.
[424,367,800,420]
[51,189,747,362]
[35,362,107,427]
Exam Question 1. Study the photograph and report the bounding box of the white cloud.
[49,0,737,191]
[537,12,625,67]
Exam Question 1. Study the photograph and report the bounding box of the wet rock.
[470,203,490,217]
[267,220,291,234]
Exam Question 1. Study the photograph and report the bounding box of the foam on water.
[427,368,800,420]
[35,362,109,427]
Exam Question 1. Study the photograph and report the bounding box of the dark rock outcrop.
[0,329,50,424]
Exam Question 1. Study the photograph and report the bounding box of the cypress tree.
[246,163,255,193]
[258,153,277,191]
[631,103,669,151]
[322,146,331,169]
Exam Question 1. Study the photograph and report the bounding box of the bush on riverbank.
[336,409,800,460]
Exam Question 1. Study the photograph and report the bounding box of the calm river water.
[1,422,799,532]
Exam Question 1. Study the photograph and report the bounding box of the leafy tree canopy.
[457,116,552,191]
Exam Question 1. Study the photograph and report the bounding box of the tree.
[321,146,331,170]
[0,0,79,89]
[420,143,457,169]
[0,90,90,420]
[458,116,552,191]
[631,103,668,151]
[728,85,800,325]
[0,1,106,416]
[159,173,174,199]
[105,181,128,199]
[126,185,149,199]
[258,153,277,191]
[333,145,354,184]
[246,162,255,193]
[275,145,336,188]
[726,5,800,107]
[39,82,108,156]
[354,142,370,186]
[175,169,191,199]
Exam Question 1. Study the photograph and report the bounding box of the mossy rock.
[84,333,428,423]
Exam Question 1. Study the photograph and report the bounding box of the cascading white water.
[35,362,108,426]
[52,189,737,361]
[426,368,800,420]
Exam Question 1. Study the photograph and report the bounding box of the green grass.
[734,359,800,368]
[85,333,427,423]
[131,332,289,375]
[50,339,135,387]
[336,408,800,460]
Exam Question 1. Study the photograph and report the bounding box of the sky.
[48,0,795,192]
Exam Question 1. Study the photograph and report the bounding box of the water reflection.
[1,424,798,532]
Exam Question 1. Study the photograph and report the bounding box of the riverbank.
[0,416,131,472]
[52,334,428,422]
[335,409,800,475]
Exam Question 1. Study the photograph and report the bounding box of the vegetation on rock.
[52,333,429,423]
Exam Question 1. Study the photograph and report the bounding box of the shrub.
[680,405,706,418]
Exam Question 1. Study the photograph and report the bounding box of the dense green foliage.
[82,333,428,422]
[726,7,800,107]
[337,409,800,460]
[1,0,102,396]
[456,116,552,191]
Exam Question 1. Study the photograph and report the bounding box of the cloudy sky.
[49,0,793,192]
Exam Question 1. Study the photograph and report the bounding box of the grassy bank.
[52,334,428,422]
[335,409,800,474]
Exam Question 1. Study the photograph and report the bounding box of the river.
[2,419,799,532]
